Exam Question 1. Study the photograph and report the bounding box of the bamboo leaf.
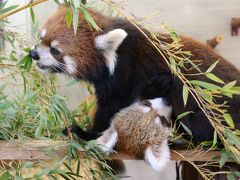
[219,151,228,168]
[206,73,224,84]
[190,80,221,91]
[211,130,218,148]
[182,84,189,107]
[206,61,219,73]
[180,122,192,136]
[223,81,237,90]
[223,114,235,129]
[30,6,35,24]
[72,7,79,34]
[198,91,213,103]
[0,5,18,14]
[54,0,61,5]
[176,111,193,121]
[0,171,12,180]
[66,8,72,28]
[79,6,101,31]
[226,129,240,149]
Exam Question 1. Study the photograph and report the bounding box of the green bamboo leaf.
[219,151,229,168]
[223,81,237,90]
[180,122,192,136]
[66,8,72,28]
[169,57,177,73]
[229,86,240,94]
[190,80,221,91]
[79,6,101,31]
[206,73,224,84]
[198,91,213,103]
[227,173,235,180]
[222,93,233,98]
[182,84,189,107]
[0,171,12,180]
[206,61,219,73]
[54,0,61,5]
[0,1,7,10]
[226,129,240,149]
[223,114,235,129]
[30,6,35,24]
[0,5,18,14]
[72,7,79,34]
[176,111,193,121]
[211,130,218,148]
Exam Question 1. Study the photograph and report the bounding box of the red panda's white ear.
[96,126,118,153]
[95,29,128,74]
[144,140,170,172]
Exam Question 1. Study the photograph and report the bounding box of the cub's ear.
[144,140,170,172]
[96,126,118,153]
[95,29,128,74]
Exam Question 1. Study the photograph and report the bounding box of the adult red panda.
[29,5,240,143]
[97,98,172,172]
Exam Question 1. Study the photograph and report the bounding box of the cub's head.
[138,98,172,125]
[29,6,128,80]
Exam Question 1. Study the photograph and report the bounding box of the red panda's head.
[29,6,128,80]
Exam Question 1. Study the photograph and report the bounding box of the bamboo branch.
[0,0,49,20]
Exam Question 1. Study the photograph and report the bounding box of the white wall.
[124,0,240,69]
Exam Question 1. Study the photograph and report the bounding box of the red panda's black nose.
[29,50,40,61]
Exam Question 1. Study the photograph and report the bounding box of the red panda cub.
[97,98,172,172]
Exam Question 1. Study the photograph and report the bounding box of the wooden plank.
[0,141,221,161]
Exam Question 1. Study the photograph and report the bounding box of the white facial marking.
[37,45,58,66]
[141,106,151,113]
[95,29,128,74]
[144,140,170,172]
[51,40,63,53]
[51,40,59,47]
[149,98,172,122]
[154,117,162,127]
[97,126,118,154]
[63,56,77,74]
[40,29,47,39]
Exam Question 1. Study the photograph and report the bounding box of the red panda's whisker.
[56,63,87,81]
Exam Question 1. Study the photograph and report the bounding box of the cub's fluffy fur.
[30,6,240,143]
[97,98,171,172]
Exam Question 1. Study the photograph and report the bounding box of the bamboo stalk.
[0,0,49,20]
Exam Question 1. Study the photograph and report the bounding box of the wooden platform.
[0,140,221,162]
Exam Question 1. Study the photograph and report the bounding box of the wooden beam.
[0,141,221,162]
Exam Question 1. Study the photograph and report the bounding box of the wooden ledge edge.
[0,140,221,161]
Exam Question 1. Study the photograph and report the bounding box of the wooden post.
[231,18,240,36]
[207,35,223,49]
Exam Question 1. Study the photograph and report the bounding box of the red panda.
[97,98,172,172]
[29,5,240,143]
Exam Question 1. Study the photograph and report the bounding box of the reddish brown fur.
[41,6,108,77]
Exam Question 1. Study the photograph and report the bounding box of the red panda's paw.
[62,125,97,141]
[62,125,80,137]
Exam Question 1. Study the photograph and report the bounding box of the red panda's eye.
[50,47,61,56]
